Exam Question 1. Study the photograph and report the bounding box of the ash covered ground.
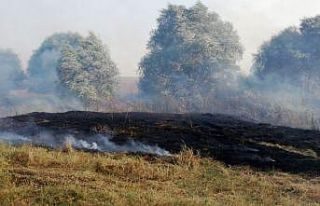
[0,111,319,176]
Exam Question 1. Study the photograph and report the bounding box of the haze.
[1,0,320,76]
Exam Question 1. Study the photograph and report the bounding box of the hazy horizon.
[1,0,320,76]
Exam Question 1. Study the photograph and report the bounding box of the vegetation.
[57,32,118,110]
[139,2,243,111]
[26,32,118,110]
[1,2,320,129]
[253,15,320,93]
[27,32,83,93]
[1,3,320,204]
[0,49,25,94]
[0,144,319,205]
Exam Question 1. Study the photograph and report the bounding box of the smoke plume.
[0,131,170,156]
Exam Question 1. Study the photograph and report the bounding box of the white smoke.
[0,132,170,156]
[65,135,170,155]
[0,132,32,144]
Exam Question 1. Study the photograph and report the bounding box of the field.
[0,144,319,206]
[0,111,319,205]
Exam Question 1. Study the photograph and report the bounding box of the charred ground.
[0,111,319,175]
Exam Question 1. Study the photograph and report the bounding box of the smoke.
[65,135,170,155]
[126,68,320,130]
[0,132,32,144]
[0,31,319,130]
[0,45,84,118]
[0,90,83,117]
[0,132,170,156]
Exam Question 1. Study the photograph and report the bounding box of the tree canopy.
[138,2,243,110]
[27,32,82,93]
[0,49,25,94]
[57,32,118,109]
[26,32,118,109]
[252,15,320,92]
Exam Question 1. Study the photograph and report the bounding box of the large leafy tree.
[253,15,320,92]
[27,33,82,93]
[139,2,243,110]
[0,49,25,94]
[57,33,118,110]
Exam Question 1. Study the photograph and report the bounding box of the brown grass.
[0,144,319,205]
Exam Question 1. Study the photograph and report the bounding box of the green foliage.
[57,32,118,109]
[139,2,243,109]
[27,33,82,93]
[26,32,118,109]
[253,15,320,92]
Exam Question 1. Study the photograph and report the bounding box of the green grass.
[0,143,319,206]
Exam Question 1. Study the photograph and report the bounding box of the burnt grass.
[0,111,319,176]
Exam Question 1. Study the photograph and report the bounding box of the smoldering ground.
[0,131,170,156]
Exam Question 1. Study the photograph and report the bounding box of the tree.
[27,32,82,93]
[138,2,243,111]
[0,49,25,94]
[57,33,118,110]
[252,15,320,93]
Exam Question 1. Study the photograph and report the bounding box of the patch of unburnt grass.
[0,143,319,205]
[255,141,318,159]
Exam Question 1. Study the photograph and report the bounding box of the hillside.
[0,111,319,175]
[0,111,319,205]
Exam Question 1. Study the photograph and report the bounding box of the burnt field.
[0,111,319,175]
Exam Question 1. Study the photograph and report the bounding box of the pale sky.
[1,0,320,76]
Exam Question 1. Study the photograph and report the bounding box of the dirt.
[0,111,319,175]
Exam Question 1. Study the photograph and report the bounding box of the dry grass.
[253,141,318,159]
[0,144,319,206]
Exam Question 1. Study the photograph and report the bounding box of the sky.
[1,0,320,76]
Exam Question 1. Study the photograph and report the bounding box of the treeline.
[1,2,320,128]
[0,32,118,111]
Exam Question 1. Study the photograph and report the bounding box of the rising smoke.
[0,131,170,156]
[1,16,320,130]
